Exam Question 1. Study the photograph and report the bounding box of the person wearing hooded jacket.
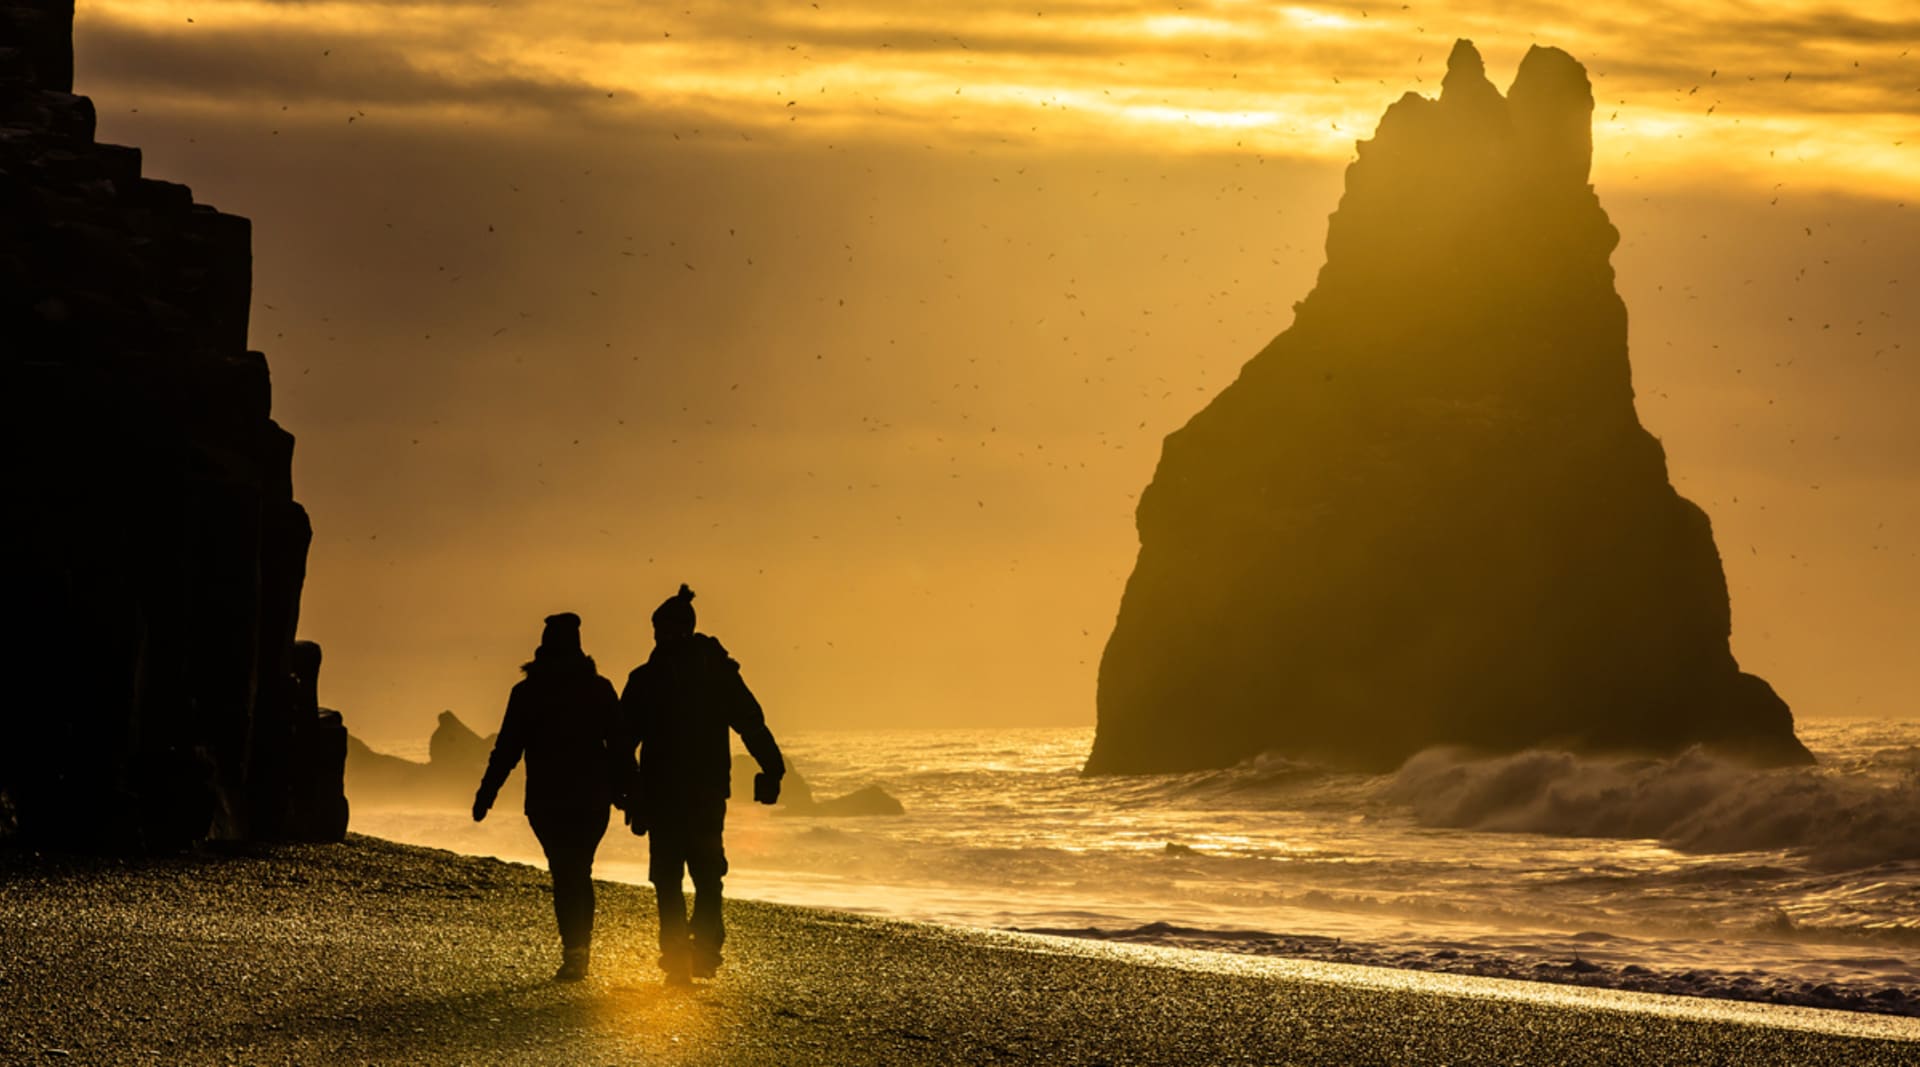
[473,612,622,981]
[617,584,784,984]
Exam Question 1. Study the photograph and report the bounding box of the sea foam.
[1386,745,1920,868]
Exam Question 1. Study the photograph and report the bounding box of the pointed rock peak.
[1441,39,1495,100]
[433,710,482,743]
[1446,39,1484,76]
[1510,45,1591,103]
[1508,45,1596,181]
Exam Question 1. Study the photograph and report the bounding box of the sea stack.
[1,1,331,846]
[1086,42,1812,774]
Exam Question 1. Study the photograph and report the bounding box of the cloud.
[76,14,610,114]
[1730,11,1920,46]
[75,0,1920,193]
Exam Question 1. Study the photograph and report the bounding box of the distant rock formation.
[346,711,511,809]
[795,784,906,818]
[730,754,905,817]
[428,709,494,773]
[342,735,438,803]
[1086,41,1812,775]
[346,715,903,817]
[1,1,332,847]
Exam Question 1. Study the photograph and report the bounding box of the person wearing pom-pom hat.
[616,584,784,984]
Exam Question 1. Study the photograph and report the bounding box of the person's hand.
[472,790,493,823]
[753,772,781,806]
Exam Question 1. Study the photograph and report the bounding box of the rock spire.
[1086,42,1811,774]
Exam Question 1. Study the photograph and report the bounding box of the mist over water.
[354,719,1920,1007]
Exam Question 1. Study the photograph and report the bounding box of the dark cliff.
[1086,41,1812,774]
[1,1,332,846]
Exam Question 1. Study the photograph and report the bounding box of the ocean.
[352,719,1920,1014]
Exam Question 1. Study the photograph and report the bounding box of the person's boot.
[554,946,590,982]
[660,951,693,986]
[691,948,722,980]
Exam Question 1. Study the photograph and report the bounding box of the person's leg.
[570,808,609,949]
[649,813,692,981]
[686,798,729,976]
[529,815,570,948]
[531,813,594,980]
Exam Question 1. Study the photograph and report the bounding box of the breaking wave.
[1386,745,1920,868]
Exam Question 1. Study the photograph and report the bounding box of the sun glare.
[1118,104,1282,130]
[1140,15,1253,39]
[1283,6,1361,31]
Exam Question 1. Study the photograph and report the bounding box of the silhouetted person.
[474,612,621,981]
[618,584,783,984]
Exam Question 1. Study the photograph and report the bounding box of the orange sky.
[72,1,1919,746]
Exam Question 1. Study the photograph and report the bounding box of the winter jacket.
[478,650,622,817]
[619,633,783,805]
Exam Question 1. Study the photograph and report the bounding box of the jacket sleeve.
[725,664,784,779]
[618,668,652,749]
[600,676,631,801]
[477,686,527,802]
[616,668,650,793]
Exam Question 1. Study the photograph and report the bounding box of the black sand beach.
[2,835,1916,1065]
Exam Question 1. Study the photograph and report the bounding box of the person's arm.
[615,668,652,816]
[473,687,527,821]
[723,659,785,802]
[601,675,632,809]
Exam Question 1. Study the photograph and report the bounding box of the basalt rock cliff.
[1086,42,1812,774]
[1,2,335,846]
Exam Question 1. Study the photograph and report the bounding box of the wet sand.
[2,834,1916,1065]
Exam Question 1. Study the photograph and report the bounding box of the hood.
[521,647,598,677]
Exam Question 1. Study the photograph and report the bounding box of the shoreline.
[3,833,1917,1064]
[1012,919,1920,1019]
[352,801,1920,1021]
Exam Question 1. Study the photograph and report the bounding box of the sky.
[71,0,1919,747]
